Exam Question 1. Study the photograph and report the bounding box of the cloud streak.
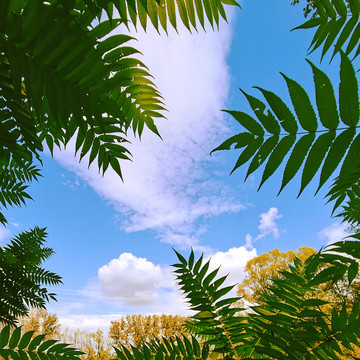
[318,222,348,245]
[53,17,243,248]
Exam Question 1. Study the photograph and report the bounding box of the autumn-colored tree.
[56,328,113,360]
[109,314,188,347]
[237,247,317,305]
[237,246,360,359]
[17,308,61,338]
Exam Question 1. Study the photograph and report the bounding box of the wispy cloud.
[53,16,243,248]
[58,313,123,332]
[318,222,348,245]
[244,207,283,249]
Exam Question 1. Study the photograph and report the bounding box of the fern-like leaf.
[293,0,360,61]
[0,227,62,326]
[0,326,83,360]
[213,52,360,222]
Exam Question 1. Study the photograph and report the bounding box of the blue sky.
[2,0,348,330]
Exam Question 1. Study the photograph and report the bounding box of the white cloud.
[258,207,282,238]
[79,252,189,316]
[60,244,257,331]
[52,14,243,248]
[206,246,257,296]
[98,253,166,306]
[318,222,348,245]
[244,207,282,249]
[58,313,122,332]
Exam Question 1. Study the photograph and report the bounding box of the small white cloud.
[244,234,253,250]
[244,207,283,249]
[318,222,348,245]
[258,207,282,239]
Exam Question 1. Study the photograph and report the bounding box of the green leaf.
[292,17,323,31]
[231,137,263,174]
[211,133,255,153]
[321,0,337,19]
[309,19,335,55]
[18,331,34,350]
[317,128,356,193]
[194,0,205,28]
[279,133,315,194]
[28,335,46,351]
[332,0,347,16]
[193,255,203,274]
[345,21,360,54]
[9,328,21,349]
[259,135,296,190]
[166,0,177,29]
[255,87,298,134]
[188,250,194,270]
[174,250,187,265]
[350,0,360,16]
[299,131,335,196]
[0,326,10,349]
[339,51,359,127]
[308,60,339,130]
[176,0,191,31]
[97,34,135,55]
[320,16,346,60]
[241,89,281,135]
[348,260,359,284]
[245,135,279,181]
[203,268,219,288]
[224,110,264,136]
[281,73,317,132]
[331,15,358,59]
[185,0,196,29]
[38,340,57,353]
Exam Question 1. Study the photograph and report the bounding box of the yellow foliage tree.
[17,308,61,338]
[109,314,188,347]
[237,247,317,305]
[237,247,360,359]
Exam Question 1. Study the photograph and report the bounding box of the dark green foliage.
[114,243,360,359]
[1,0,164,183]
[293,0,360,61]
[114,335,209,360]
[0,0,239,223]
[0,325,83,360]
[0,160,41,225]
[213,52,360,225]
[173,250,246,356]
[0,227,62,326]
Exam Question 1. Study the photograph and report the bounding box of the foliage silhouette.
[0,0,238,225]
[0,0,238,327]
[113,243,360,359]
[0,227,62,326]
[0,325,83,360]
[213,0,360,228]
